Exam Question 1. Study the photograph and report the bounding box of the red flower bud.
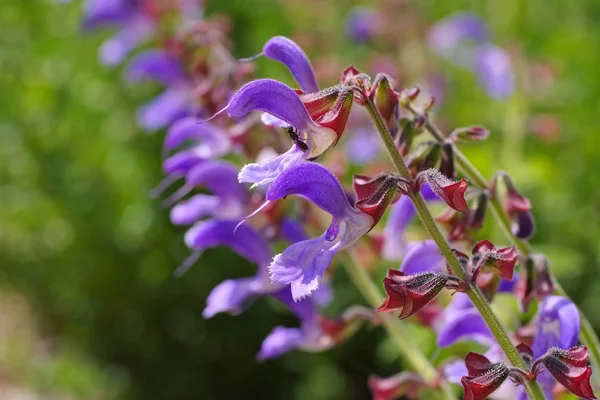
[299,87,354,145]
[372,74,400,137]
[493,172,535,240]
[451,126,490,142]
[419,169,469,213]
[377,269,455,319]
[471,240,517,282]
[516,343,534,367]
[534,346,597,399]
[461,353,510,400]
[353,173,402,227]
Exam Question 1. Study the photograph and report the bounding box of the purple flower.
[264,163,373,301]
[346,7,379,44]
[381,184,439,260]
[517,296,580,400]
[81,0,133,29]
[225,79,338,187]
[125,50,194,132]
[427,12,488,67]
[164,117,232,160]
[260,36,319,93]
[436,293,494,348]
[473,44,515,100]
[165,160,248,226]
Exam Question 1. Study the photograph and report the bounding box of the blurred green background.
[1,0,599,399]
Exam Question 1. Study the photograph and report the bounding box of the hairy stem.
[366,99,546,400]
[405,103,600,372]
[340,251,457,400]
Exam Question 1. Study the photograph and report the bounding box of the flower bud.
[471,239,517,282]
[372,74,400,137]
[461,353,510,400]
[377,269,465,319]
[516,343,534,368]
[418,169,469,213]
[439,142,455,180]
[299,86,354,145]
[450,126,490,142]
[533,346,597,399]
[369,372,424,400]
[493,172,535,239]
[353,173,402,227]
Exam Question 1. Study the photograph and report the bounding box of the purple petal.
[227,79,316,132]
[81,0,132,29]
[266,162,352,219]
[346,7,378,43]
[164,117,231,158]
[162,150,204,176]
[381,184,438,260]
[169,194,220,225]
[238,146,306,188]
[136,88,190,132]
[400,240,445,274]
[184,219,272,266]
[269,233,338,301]
[279,217,309,244]
[427,12,488,65]
[263,36,319,93]
[473,43,515,99]
[273,287,319,323]
[203,277,261,318]
[125,50,186,86]
[531,296,580,356]
[444,359,468,384]
[186,160,249,202]
[437,307,492,347]
[99,17,152,66]
[344,128,381,165]
[512,210,535,239]
[257,326,305,360]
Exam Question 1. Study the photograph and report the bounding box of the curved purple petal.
[269,233,338,301]
[473,43,515,100]
[184,219,272,266]
[238,146,306,188]
[164,117,231,158]
[400,240,445,274]
[186,160,249,202]
[512,210,535,239]
[203,277,259,318]
[257,326,305,360]
[125,50,186,86]
[266,162,351,219]
[162,150,204,176]
[263,36,319,93]
[227,79,317,132]
[437,307,492,347]
[169,194,220,225]
[136,88,190,132]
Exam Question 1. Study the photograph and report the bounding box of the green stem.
[366,99,546,400]
[340,252,457,400]
[405,103,600,372]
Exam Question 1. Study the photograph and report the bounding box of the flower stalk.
[404,102,600,373]
[365,98,546,400]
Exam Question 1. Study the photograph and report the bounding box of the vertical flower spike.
[377,269,461,319]
[470,239,517,282]
[418,169,469,212]
[352,172,401,227]
[461,353,510,400]
[265,163,373,300]
[261,36,319,93]
[533,346,597,399]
